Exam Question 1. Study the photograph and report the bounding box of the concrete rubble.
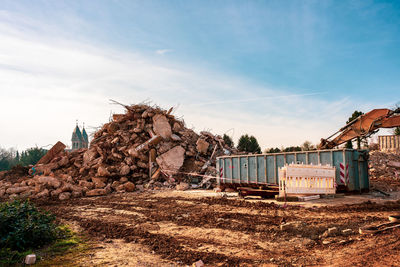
[369,151,400,191]
[0,103,236,201]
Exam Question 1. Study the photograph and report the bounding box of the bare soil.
[34,191,400,266]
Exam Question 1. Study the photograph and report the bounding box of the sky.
[0,0,399,151]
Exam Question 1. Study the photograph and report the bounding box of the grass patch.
[35,225,91,266]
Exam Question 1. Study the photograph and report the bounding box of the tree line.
[223,134,316,154]
[0,147,47,171]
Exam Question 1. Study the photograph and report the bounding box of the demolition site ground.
[34,190,400,267]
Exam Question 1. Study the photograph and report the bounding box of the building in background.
[71,123,89,150]
[379,135,400,153]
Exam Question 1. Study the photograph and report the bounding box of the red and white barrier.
[339,163,349,185]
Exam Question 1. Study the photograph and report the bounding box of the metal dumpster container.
[216,149,369,192]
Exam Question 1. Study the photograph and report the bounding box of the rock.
[176,182,190,191]
[83,149,98,164]
[97,166,110,177]
[342,229,353,235]
[6,186,30,194]
[59,192,71,200]
[92,177,106,188]
[328,227,339,235]
[196,138,209,154]
[72,190,82,198]
[172,122,182,132]
[38,176,61,188]
[192,260,205,267]
[57,156,69,167]
[51,189,62,197]
[79,180,94,189]
[322,240,331,245]
[171,134,182,141]
[9,193,19,200]
[124,182,135,192]
[105,183,112,193]
[153,114,172,139]
[37,141,66,164]
[86,189,107,197]
[156,146,185,173]
[136,184,144,192]
[116,184,125,192]
[0,188,5,197]
[120,165,131,176]
[25,254,36,265]
[280,221,306,231]
[120,177,128,183]
[36,189,49,198]
[19,190,32,199]
[388,161,400,168]
[111,181,121,189]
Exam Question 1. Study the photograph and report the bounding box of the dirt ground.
[34,190,400,267]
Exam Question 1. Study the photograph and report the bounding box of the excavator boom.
[318,108,400,149]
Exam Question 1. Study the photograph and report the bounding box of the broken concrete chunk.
[124,182,135,192]
[342,229,352,235]
[120,165,131,176]
[59,192,71,200]
[156,146,185,173]
[86,189,107,197]
[91,177,106,188]
[171,134,182,141]
[6,186,30,195]
[196,138,209,154]
[36,189,49,198]
[153,114,172,139]
[37,141,66,165]
[97,166,110,177]
[25,254,36,265]
[38,176,61,188]
[388,161,400,168]
[83,149,98,164]
[176,182,190,191]
[192,260,205,267]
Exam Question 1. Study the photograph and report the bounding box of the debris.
[0,103,236,201]
[153,114,172,139]
[37,141,66,164]
[156,146,185,173]
[298,195,320,201]
[196,138,209,154]
[192,260,205,267]
[25,254,36,265]
[123,181,135,192]
[342,229,353,235]
[388,161,400,168]
[176,182,190,191]
[86,189,107,197]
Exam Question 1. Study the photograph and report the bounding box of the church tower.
[71,121,89,150]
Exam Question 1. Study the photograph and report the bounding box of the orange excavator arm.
[318,108,400,149]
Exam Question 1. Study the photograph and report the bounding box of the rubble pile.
[0,103,235,201]
[369,151,400,191]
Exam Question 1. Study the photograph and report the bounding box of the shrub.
[0,200,59,252]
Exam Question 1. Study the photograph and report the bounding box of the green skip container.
[216,149,369,192]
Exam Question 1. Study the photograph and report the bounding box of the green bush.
[0,200,59,252]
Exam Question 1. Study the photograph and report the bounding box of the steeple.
[71,121,86,150]
[82,123,88,143]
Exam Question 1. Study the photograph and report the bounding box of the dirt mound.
[0,103,235,201]
[0,165,29,183]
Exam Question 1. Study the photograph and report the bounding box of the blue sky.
[0,0,399,150]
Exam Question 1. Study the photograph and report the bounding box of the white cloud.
[0,11,365,151]
[155,49,173,55]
